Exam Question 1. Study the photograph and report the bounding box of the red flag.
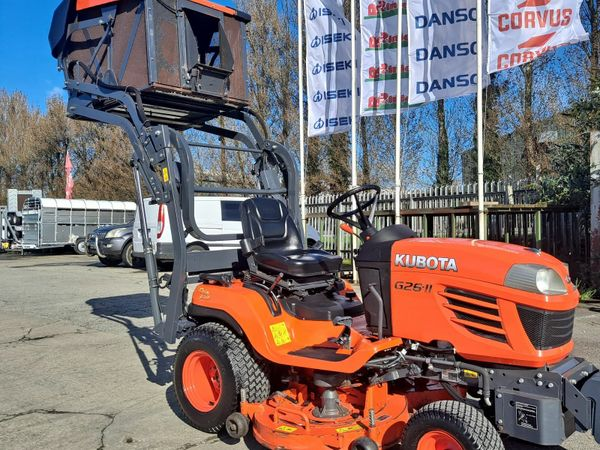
[65,151,74,199]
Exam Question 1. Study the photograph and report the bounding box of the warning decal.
[515,402,538,430]
[275,425,298,433]
[269,322,292,347]
[335,424,362,434]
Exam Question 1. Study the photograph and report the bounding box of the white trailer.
[1,189,44,250]
[21,198,136,254]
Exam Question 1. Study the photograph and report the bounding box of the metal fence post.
[534,210,542,249]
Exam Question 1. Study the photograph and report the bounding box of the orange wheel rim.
[417,430,464,450]
[182,350,222,412]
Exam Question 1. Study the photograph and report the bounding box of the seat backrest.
[240,198,302,252]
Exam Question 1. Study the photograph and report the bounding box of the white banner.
[360,0,410,115]
[488,0,588,73]
[305,0,355,137]
[407,0,482,104]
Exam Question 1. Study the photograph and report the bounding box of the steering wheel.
[326,185,381,232]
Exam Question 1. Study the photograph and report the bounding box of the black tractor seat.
[240,197,342,280]
[254,248,342,278]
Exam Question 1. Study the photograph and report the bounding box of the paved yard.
[0,253,598,450]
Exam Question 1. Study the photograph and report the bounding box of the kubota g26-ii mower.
[50,0,600,448]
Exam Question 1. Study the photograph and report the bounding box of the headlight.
[505,264,567,295]
[105,228,128,239]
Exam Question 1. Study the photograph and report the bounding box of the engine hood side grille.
[443,288,507,344]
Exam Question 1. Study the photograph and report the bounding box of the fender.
[188,281,403,373]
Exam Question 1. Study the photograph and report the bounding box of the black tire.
[225,412,250,439]
[121,241,134,267]
[173,322,270,433]
[402,400,504,450]
[99,256,121,267]
[350,437,379,450]
[74,238,87,255]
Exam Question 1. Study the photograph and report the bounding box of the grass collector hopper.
[50,0,251,125]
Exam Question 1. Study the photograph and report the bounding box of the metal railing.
[306,181,590,281]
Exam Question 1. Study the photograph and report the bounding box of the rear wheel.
[402,401,504,450]
[173,322,270,433]
[121,241,134,267]
[74,238,87,255]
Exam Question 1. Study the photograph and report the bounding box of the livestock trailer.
[1,189,44,251]
[21,197,136,253]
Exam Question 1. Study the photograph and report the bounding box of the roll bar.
[50,0,302,343]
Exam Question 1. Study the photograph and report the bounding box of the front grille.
[443,288,507,343]
[517,305,574,350]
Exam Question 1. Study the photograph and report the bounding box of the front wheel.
[121,241,134,267]
[173,323,270,433]
[74,238,87,255]
[402,401,504,450]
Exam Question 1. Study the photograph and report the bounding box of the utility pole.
[394,1,404,225]
[591,132,600,288]
[298,0,306,234]
[351,0,359,282]
[476,0,486,240]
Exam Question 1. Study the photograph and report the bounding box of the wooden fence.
[306,181,590,281]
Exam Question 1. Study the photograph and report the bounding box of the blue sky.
[0,2,67,109]
[0,0,237,110]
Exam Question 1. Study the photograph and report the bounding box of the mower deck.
[244,384,414,450]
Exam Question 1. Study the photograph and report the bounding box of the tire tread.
[173,322,270,433]
[402,400,504,450]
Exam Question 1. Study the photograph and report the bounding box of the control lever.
[267,272,284,295]
[333,316,353,351]
[340,223,359,237]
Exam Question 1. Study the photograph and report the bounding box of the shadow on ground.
[86,292,266,448]
[86,293,173,386]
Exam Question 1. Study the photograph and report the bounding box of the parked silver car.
[87,222,135,267]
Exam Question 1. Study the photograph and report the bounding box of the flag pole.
[298,0,307,233]
[394,1,403,225]
[476,0,486,240]
[351,0,359,281]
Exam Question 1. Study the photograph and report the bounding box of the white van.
[133,196,322,264]
[133,197,245,263]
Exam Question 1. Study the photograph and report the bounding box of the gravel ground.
[0,252,598,450]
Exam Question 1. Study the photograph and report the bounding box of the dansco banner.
[360,0,410,116]
[305,0,356,137]
[488,0,588,73]
[407,0,484,104]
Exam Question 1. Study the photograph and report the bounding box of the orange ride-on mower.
[50,1,600,449]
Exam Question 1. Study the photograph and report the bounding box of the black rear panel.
[517,305,575,350]
[355,225,415,337]
[357,264,392,336]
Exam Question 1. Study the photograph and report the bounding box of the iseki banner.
[305,0,357,137]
